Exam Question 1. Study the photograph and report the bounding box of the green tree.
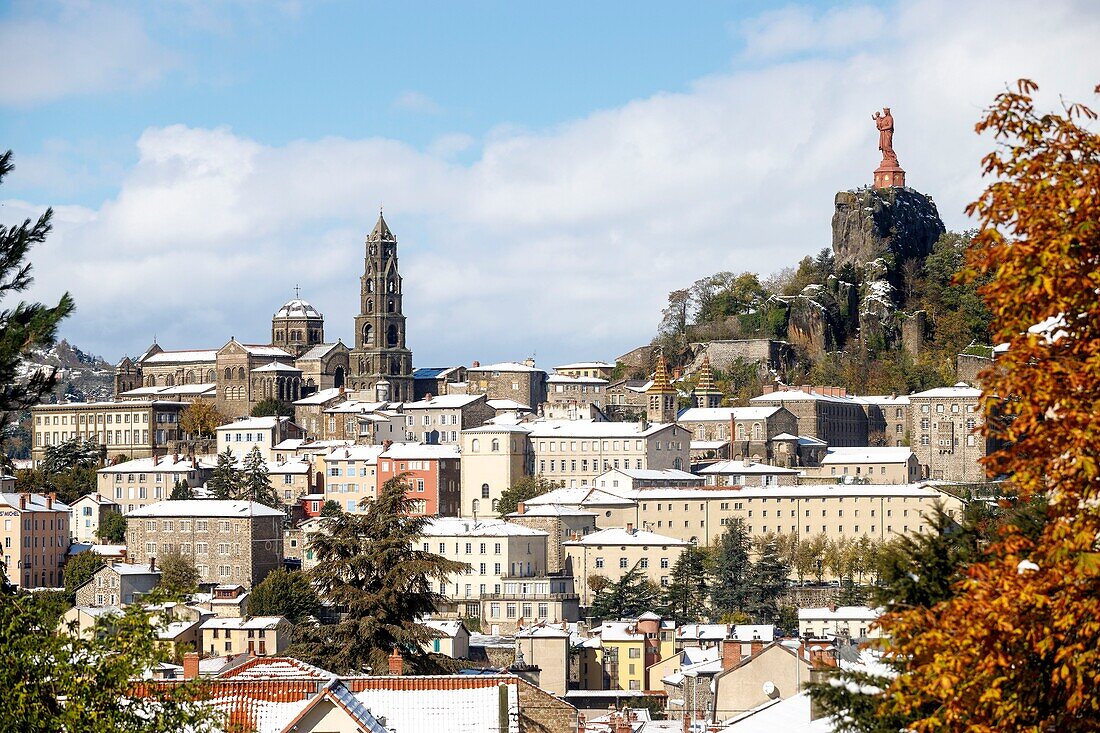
[251,398,293,417]
[95,512,126,544]
[47,465,97,506]
[169,480,194,500]
[157,550,200,597]
[0,592,217,731]
[241,445,280,508]
[40,438,100,475]
[496,475,555,517]
[207,447,240,500]
[248,568,321,624]
[320,499,343,517]
[662,545,711,623]
[589,564,661,622]
[0,152,75,440]
[746,538,788,624]
[290,475,466,674]
[63,551,104,596]
[710,519,754,616]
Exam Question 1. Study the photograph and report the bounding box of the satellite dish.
[763,680,777,697]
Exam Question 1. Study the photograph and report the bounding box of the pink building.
[0,491,71,589]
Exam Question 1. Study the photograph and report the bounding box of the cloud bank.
[4,0,1099,369]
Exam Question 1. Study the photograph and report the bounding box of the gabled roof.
[467,361,543,373]
[297,342,346,360]
[251,362,302,374]
[820,447,914,464]
[292,387,346,405]
[403,394,485,409]
[563,526,689,547]
[142,349,218,364]
[128,500,285,518]
[219,656,336,680]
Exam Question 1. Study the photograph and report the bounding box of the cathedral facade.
[114,212,412,408]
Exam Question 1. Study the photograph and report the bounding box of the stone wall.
[517,677,580,733]
[686,340,794,374]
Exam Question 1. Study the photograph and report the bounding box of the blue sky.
[1,0,1098,368]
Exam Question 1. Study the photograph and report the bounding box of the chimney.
[626,522,634,534]
[802,385,811,392]
[149,557,156,571]
[722,637,743,670]
[47,492,55,509]
[183,651,200,680]
[808,644,838,668]
[840,387,847,397]
[750,640,764,656]
[615,713,632,733]
[339,386,345,397]
[192,457,197,468]
[154,454,160,466]
[523,357,535,368]
[516,501,526,515]
[19,494,27,510]
[383,440,393,451]
[426,393,433,401]
[172,452,179,463]
[472,360,480,368]
[388,647,403,675]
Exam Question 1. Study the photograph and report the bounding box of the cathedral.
[113,212,414,411]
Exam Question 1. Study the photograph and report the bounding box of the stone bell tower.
[348,211,414,401]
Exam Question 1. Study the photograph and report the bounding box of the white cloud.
[0,3,176,106]
[4,0,1099,368]
[393,90,443,115]
[737,4,887,60]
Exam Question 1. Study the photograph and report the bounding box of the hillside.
[644,185,990,398]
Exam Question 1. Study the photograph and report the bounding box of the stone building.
[751,385,868,447]
[215,415,304,461]
[30,400,190,465]
[908,383,989,482]
[294,341,350,394]
[348,212,414,401]
[543,374,609,420]
[125,500,285,588]
[0,491,70,589]
[97,454,212,514]
[857,394,911,447]
[801,446,922,484]
[270,296,325,358]
[604,378,649,421]
[466,360,548,409]
[74,561,160,607]
[507,503,597,573]
[553,361,615,380]
[413,366,467,399]
[401,394,496,445]
[528,419,690,487]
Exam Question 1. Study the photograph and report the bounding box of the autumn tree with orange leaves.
[873,80,1100,731]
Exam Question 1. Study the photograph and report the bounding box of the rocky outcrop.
[785,290,833,358]
[832,187,945,269]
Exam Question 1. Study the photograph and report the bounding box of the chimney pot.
[722,637,743,670]
[47,492,55,509]
[472,361,480,368]
[19,493,27,510]
[388,647,404,676]
[626,522,634,534]
[183,651,200,679]
[426,393,433,401]
[150,557,156,571]
[516,501,526,515]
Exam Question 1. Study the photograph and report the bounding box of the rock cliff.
[831,187,945,269]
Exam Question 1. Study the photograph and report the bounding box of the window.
[619,557,628,568]
[595,557,604,569]
[660,557,669,569]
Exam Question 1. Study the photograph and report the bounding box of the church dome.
[274,298,323,320]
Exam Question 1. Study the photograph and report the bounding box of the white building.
[216,416,303,461]
[69,493,121,544]
[798,605,882,639]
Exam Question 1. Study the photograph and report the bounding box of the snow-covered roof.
[716,692,831,732]
[403,394,485,409]
[292,387,346,405]
[239,344,293,357]
[752,390,856,405]
[601,468,701,482]
[594,621,645,642]
[200,616,287,630]
[463,422,532,434]
[216,416,289,431]
[555,361,614,370]
[527,419,677,438]
[525,487,637,507]
[142,349,217,364]
[798,606,880,621]
[508,505,597,518]
[486,399,532,412]
[855,394,911,406]
[676,624,774,642]
[323,445,385,463]
[380,443,461,460]
[547,374,608,385]
[421,619,467,638]
[251,361,302,374]
[909,382,982,399]
[421,517,548,538]
[820,447,914,464]
[697,460,801,475]
[628,482,954,501]
[127,500,285,518]
[691,440,730,450]
[467,361,543,373]
[516,624,570,639]
[98,455,210,474]
[267,460,311,475]
[563,526,689,547]
[296,343,344,361]
[71,493,120,506]
[273,298,322,320]
[0,492,69,513]
[106,562,160,577]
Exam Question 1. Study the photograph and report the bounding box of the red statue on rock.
[872,107,906,188]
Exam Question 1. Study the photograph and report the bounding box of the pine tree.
[589,564,661,622]
[746,538,788,624]
[0,151,75,441]
[241,446,279,508]
[169,480,194,500]
[710,519,754,617]
[289,474,466,674]
[207,447,240,499]
[662,545,710,623]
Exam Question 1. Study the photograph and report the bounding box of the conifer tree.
[662,545,711,623]
[248,568,320,624]
[207,447,240,499]
[710,518,754,617]
[169,479,194,500]
[589,564,661,622]
[0,151,75,441]
[241,446,280,508]
[746,538,788,624]
[290,475,466,674]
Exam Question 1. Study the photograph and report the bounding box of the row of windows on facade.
[144,541,240,555]
[144,370,217,386]
[273,329,321,343]
[487,602,551,619]
[359,323,401,347]
[717,518,915,535]
[552,384,603,394]
[38,429,159,447]
[919,434,978,446]
[136,519,235,532]
[37,412,160,426]
[4,518,67,533]
[919,418,977,430]
[408,414,462,426]
[328,477,425,492]
[114,472,197,483]
[540,458,652,473]
[537,439,682,452]
[593,556,671,570]
[919,402,976,414]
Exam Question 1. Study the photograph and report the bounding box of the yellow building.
[199,615,293,657]
[563,526,690,607]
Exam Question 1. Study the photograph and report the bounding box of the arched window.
[185,371,194,384]
[224,367,232,381]
[673,457,684,470]
[207,369,216,382]
[491,439,500,452]
[736,423,744,439]
[472,499,480,514]
[366,280,374,293]
[470,439,480,452]
[491,499,499,511]
[391,357,400,374]
[753,422,762,440]
[387,324,398,347]
[481,483,490,498]
[237,366,246,380]
[387,279,395,293]
[387,299,395,313]
[363,324,374,346]
[275,330,283,341]
[165,375,174,386]
[367,300,374,313]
